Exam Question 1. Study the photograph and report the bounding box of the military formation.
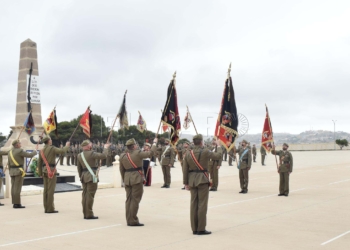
[0,134,293,235]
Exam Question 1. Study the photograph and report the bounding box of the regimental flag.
[24,111,36,136]
[79,107,92,138]
[162,124,169,132]
[183,110,191,130]
[137,111,146,133]
[117,91,129,130]
[43,109,58,137]
[161,72,181,146]
[261,105,274,152]
[214,72,238,151]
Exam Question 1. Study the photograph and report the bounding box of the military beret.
[144,143,151,147]
[283,143,289,147]
[242,140,248,144]
[42,136,51,143]
[193,134,203,140]
[12,139,20,146]
[165,139,171,143]
[81,140,91,147]
[126,138,137,146]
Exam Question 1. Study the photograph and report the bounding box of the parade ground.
[1,150,349,250]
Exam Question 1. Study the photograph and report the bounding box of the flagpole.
[186,105,198,135]
[155,109,163,138]
[69,105,90,141]
[266,104,279,172]
[157,72,176,138]
[106,90,127,143]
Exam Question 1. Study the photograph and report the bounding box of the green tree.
[0,132,5,143]
[335,139,348,150]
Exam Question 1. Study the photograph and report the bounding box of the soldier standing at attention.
[0,148,9,206]
[208,138,222,192]
[272,143,293,197]
[73,144,78,166]
[180,141,190,190]
[260,145,267,166]
[106,145,112,167]
[158,139,175,188]
[8,140,37,208]
[252,144,257,162]
[183,134,222,235]
[119,138,158,226]
[66,145,72,166]
[77,140,110,219]
[228,146,235,166]
[237,140,252,194]
[221,145,227,161]
[59,143,65,165]
[37,136,70,213]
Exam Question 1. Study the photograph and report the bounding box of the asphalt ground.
[0,150,349,250]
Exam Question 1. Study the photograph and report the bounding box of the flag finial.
[227,63,231,79]
[173,71,177,80]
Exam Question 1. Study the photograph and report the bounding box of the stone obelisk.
[2,39,44,198]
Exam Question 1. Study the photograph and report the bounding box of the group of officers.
[0,134,293,235]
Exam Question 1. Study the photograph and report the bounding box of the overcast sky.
[1,0,349,138]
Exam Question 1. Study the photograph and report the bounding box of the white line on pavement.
[209,188,306,209]
[0,224,122,247]
[328,179,350,185]
[321,230,350,246]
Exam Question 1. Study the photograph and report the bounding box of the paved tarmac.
[0,150,349,249]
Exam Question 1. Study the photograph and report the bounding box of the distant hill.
[180,130,350,146]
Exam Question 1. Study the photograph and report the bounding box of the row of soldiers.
[58,143,120,167]
[0,135,293,237]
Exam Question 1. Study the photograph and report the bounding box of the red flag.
[79,107,92,138]
[261,105,274,152]
[214,72,238,151]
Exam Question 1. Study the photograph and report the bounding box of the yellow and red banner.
[43,109,57,136]
[79,107,92,138]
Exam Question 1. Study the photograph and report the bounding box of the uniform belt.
[125,167,142,172]
[83,167,98,172]
[42,164,56,168]
[241,159,248,163]
[282,161,290,164]
[10,166,23,168]
[189,170,208,173]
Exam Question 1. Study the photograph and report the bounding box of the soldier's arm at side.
[77,157,82,179]
[218,146,223,166]
[37,153,43,176]
[289,152,293,173]
[119,155,126,182]
[183,156,189,186]
[169,147,175,166]
[247,149,252,169]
